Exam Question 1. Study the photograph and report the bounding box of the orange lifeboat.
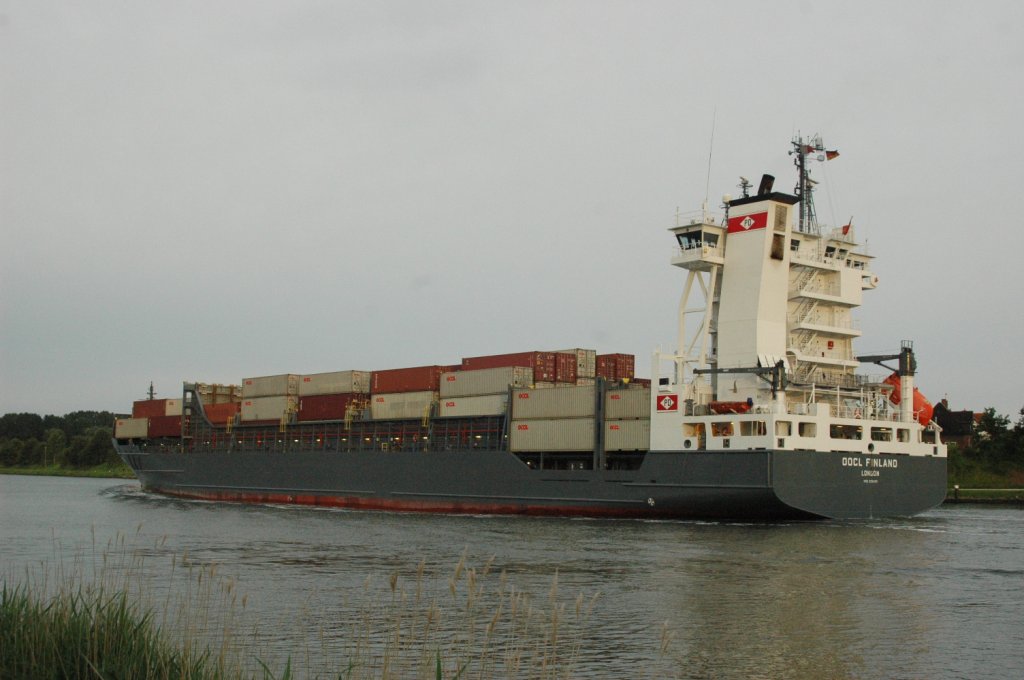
[709,400,753,414]
[883,372,934,426]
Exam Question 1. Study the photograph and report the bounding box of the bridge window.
[775,420,792,436]
[798,422,816,438]
[871,427,893,442]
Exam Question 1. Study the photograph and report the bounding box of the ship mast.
[790,134,838,235]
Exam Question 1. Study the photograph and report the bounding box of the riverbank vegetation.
[0,410,124,471]
[947,407,1024,491]
[2,533,596,679]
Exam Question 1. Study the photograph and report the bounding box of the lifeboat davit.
[709,400,753,414]
[882,372,934,426]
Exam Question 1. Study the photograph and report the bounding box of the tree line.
[0,411,123,468]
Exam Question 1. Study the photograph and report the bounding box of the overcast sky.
[2,1,1022,418]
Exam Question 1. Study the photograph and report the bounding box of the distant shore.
[944,488,1024,506]
[0,463,135,479]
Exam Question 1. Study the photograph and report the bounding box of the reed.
[2,531,599,679]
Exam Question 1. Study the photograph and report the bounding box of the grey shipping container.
[604,419,650,451]
[604,388,651,419]
[114,417,148,438]
[241,374,299,398]
[241,395,298,421]
[509,418,595,451]
[438,394,508,418]
[554,348,597,378]
[511,385,595,419]
[298,370,371,396]
[440,366,533,398]
[370,391,437,420]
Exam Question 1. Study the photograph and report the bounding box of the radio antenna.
[703,108,717,213]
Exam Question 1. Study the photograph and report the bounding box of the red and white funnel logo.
[656,394,678,412]
[727,211,769,234]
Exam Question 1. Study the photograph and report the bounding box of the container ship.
[114,137,947,520]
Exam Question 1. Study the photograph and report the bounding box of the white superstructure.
[650,137,946,462]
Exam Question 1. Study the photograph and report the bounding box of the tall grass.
[2,532,598,679]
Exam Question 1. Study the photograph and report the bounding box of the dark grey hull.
[116,445,947,521]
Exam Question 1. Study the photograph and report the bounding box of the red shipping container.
[133,399,168,418]
[554,353,578,383]
[298,393,358,422]
[597,353,636,381]
[461,351,558,383]
[371,366,448,394]
[148,415,181,438]
[203,402,240,425]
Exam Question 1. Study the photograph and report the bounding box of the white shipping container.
[370,391,437,420]
[605,419,650,451]
[509,418,595,451]
[438,394,508,418]
[554,348,597,378]
[439,366,533,398]
[197,383,241,405]
[298,370,371,396]
[511,385,595,419]
[114,417,148,439]
[242,374,299,398]
[164,399,182,416]
[241,395,298,421]
[604,388,651,419]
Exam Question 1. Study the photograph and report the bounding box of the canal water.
[2,474,1021,679]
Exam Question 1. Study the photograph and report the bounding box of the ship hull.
[116,445,946,521]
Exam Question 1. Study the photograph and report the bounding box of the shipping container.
[437,394,508,418]
[298,371,371,396]
[604,419,650,451]
[197,383,241,405]
[596,353,636,381]
[605,388,651,419]
[554,348,597,379]
[164,399,182,416]
[201,402,240,425]
[439,366,533,398]
[371,366,450,394]
[554,353,578,383]
[509,418,595,452]
[114,417,148,439]
[148,415,182,438]
[132,399,168,418]
[461,351,558,383]
[297,393,360,422]
[241,395,298,422]
[370,391,437,420]
[241,374,299,399]
[511,385,595,419]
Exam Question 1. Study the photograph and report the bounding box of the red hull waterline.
[151,487,672,519]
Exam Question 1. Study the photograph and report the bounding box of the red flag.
[841,224,851,235]
[802,144,816,154]
[825,150,839,160]
[727,211,769,234]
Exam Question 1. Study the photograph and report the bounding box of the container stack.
[604,386,651,451]
[509,384,597,451]
[437,366,533,418]
[297,370,370,422]
[196,383,241,405]
[241,374,299,423]
[369,365,452,420]
[119,398,184,439]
